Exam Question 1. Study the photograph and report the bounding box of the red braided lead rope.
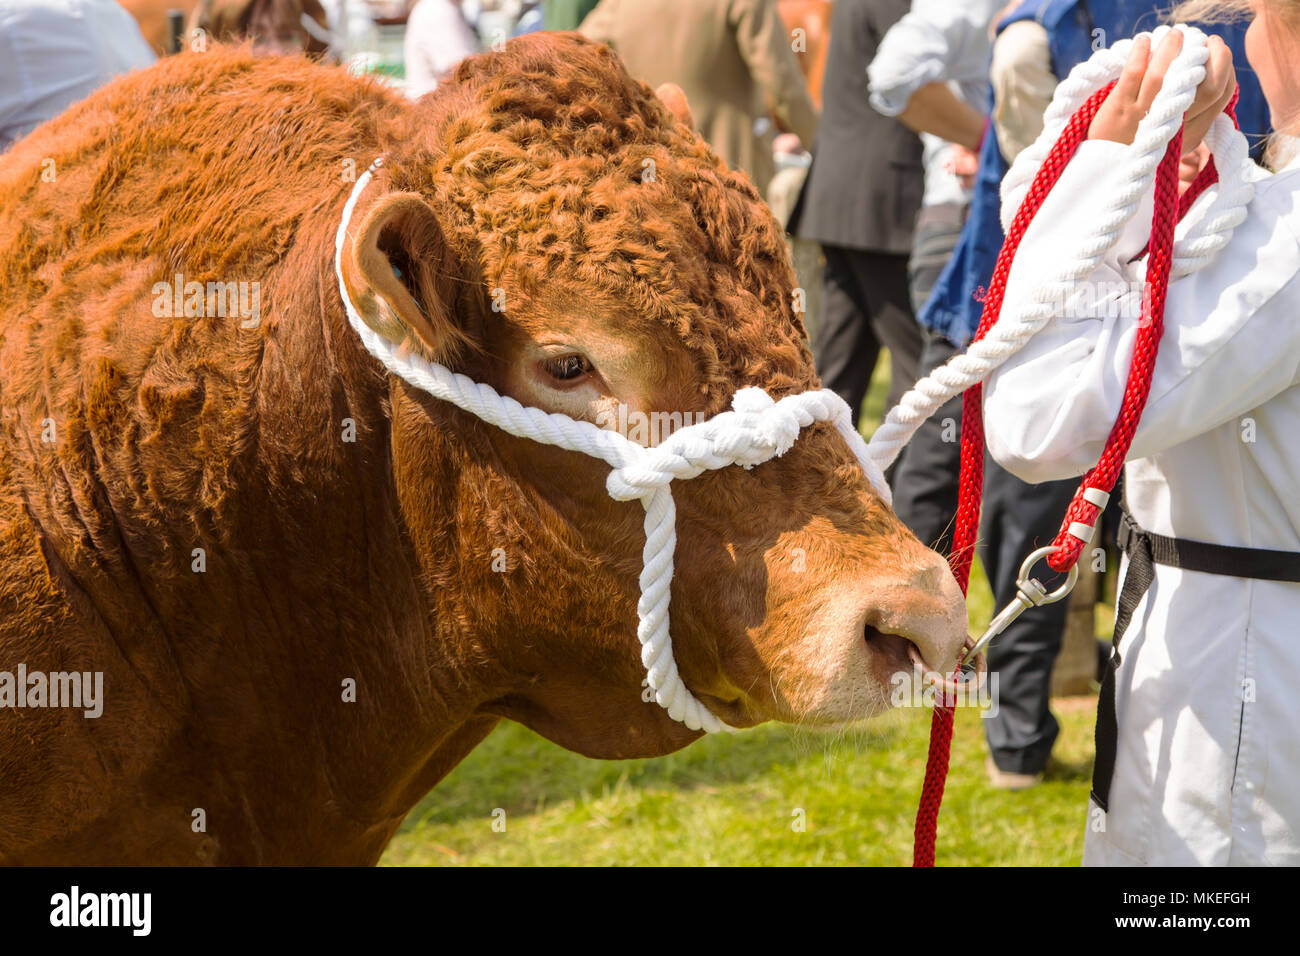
[1046,86,1237,572]
[911,83,1235,866]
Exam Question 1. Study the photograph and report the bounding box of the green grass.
[381,354,1095,866]
[384,703,1093,866]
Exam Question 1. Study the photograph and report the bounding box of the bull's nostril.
[864,621,955,676]
[863,626,921,671]
[858,555,969,677]
[905,641,936,674]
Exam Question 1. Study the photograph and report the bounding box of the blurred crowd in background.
[0,0,1276,789]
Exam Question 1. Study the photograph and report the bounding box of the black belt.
[1092,507,1300,811]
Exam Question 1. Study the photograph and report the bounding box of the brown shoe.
[985,755,1043,791]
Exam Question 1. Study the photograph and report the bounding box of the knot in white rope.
[605,387,806,501]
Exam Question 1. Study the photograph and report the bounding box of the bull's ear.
[339,190,469,363]
[655,83,693,129]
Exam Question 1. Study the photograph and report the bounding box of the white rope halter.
[334,159,891,733]
[862,25,1256,475]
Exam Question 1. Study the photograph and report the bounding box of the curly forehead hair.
[385,32,816,407]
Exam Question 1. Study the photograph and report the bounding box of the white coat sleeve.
[867,0,972,117]
[983,140,1300,484]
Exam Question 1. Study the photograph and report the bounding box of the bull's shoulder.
[0,45,408,282]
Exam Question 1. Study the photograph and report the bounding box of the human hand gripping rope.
[872,25,1256,866]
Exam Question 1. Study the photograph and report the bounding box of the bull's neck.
[197,231,502,860]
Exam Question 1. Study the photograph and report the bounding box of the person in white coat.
[984,0,1300,865]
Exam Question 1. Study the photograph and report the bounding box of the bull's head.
[337,33,967,758]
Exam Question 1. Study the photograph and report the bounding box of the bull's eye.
[542,354,592,384]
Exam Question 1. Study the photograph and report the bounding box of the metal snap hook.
[961,546,1079,665]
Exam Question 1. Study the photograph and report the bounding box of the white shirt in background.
[0,0,155,151]
[990,20,1058,163]
[404,0,479,98]
[867,0,1003,208]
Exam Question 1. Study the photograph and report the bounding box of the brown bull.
[0,33,966,864]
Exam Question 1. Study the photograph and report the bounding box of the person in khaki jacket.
[580,0,818,194]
